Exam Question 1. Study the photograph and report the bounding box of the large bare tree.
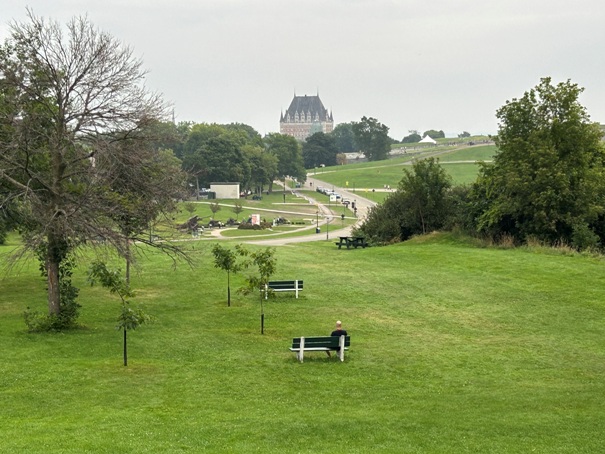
[0,11,186,317]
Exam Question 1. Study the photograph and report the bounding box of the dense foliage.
[359,78,605,251]
[302,132,339,168]
[401,132,422,143]
[471,78,605,247]
[330,122,358,152]
[423,129,445,139]
[356,158,452,243]
[352,116,391,161]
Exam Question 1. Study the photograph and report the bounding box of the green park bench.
[264,280,303,299]
[289,335,350,362]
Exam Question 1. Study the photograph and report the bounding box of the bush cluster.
[237,221,272,230]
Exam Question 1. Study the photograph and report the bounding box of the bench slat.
[291,336,350,348]
[268,280,303,290]
[264,280,303,299]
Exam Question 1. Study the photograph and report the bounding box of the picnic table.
[335,236,367,249]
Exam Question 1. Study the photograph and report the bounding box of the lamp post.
[326,216,331,240]
[316,209,320,233]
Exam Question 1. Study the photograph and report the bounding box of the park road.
[244,176,377,246]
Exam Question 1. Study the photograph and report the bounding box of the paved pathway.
[242,177,377,246]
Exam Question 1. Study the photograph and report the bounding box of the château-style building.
[280,94,333,141]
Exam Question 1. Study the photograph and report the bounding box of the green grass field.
[314,144,497,191]
[1,232,604,453]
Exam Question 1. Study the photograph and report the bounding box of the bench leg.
[298,337,305,363]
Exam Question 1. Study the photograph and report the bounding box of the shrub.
[238,221,272,230]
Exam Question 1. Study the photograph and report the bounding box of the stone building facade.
[280,94,333,141]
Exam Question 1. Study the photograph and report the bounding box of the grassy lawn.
[311,143,497,191]
[1,232,604,452]
[440,162,484,185]
[437,144,497,162]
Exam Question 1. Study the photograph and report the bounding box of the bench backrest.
[291,336,350,349]
[268,280,303,290]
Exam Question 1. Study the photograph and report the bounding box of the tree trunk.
[125,239,131,285]
[46,229,62,316]
[227,270,231,307]
[123,328,128,366]
[46,258,61,316]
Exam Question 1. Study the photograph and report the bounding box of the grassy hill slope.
[1,233,604,453]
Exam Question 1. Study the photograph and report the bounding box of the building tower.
[280,93,333,141]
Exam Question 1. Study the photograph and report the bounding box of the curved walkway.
[242,178,376,246]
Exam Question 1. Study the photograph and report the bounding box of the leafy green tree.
[222,123,263,147]
[232,202,244,221]
[352,116,391,161]
[209,202,221,219]
[473,77,605,247]
[182,124,251,188]
[399,158,452,235]
[458,131,471,138]
[211,244,244,307]
[88,262,153,366]
[402,132,421,143]
[264,133,306,191]
[0,12,185,320]
[423,129,445,139]
[330,122,358,152]
[236,245,277,334]
[241,144,277,195]
[184,202,197,217]
[357,158,452,243]
[302,132,339,168]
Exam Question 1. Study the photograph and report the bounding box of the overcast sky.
[3,0,605,139]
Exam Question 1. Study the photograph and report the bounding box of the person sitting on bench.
[326,320,348,357]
